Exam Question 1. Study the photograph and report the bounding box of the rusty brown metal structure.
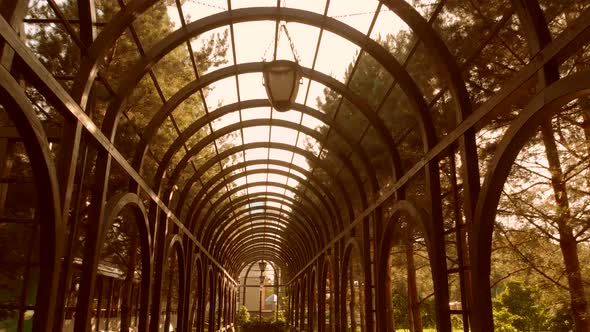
[1,0,590,331]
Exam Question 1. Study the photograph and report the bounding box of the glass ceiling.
[22,0,526,271]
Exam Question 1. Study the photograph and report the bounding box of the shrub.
[241,319,287,332]
[236,305,250,329]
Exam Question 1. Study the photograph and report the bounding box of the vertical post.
[259,284,263,321]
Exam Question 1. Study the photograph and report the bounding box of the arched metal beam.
[207,193,320,248]
[197,180,324,249]
[131,68,396,194]
[211,207,318,258]
[164,100,359,222]
[0,65,63,332]
[94,192,152,331]
[94,7,432,184]
[225,240,293,268]
[207,202,319,255]
[195,167,333,245]
[473,71,590,332]
[467,1,560,330]
[178,141,350,235]
[187,142,361,237]
[214,216,303,257]
[226,241,297,272]
[234,259,283,284]
[210,193,322,243]
[165,118,369,228]
[228,250,289,276]
[179,158,347,235]
[210,195,322,256]
[375,199,432,330]
[383,0,480,224]
[215,215,311,262]
[220,226,302,268]
[164,235,186,332]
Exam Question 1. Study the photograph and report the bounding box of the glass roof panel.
[167,0,226,28]
[301,114,324,131]
[211,110,241,131]
[172,94,207,132]
[284,0,327,14]
[327,0,380,35]
[268,148,294,163]
[266,185,295,197]
[285,167,305,180]
[271,109,302,123]
[295,78,312,105]
[245,147,270,161]
[237,73,268,100]
[305,81,330,111]
[314,30,361,83]
[246,163,269,171]
[266,201,283,209]
[205,76,239,111]
[225,151,245,167]
[370,7,411,56]
[297,133,321,156]
[189,26,234,75]
[230,0,277,10]
[270,126,298,145]
[267,173,291,184]
[248,185,267,194]
[232,175,247,188]
[232,21,276,64]
[243,126,270,143]
[215,133,239,153]
[267,164,291,173]
[242,107,272,120]
[291,153,310,171]
[286,177,299,188]
[275,23,321,69]
[247,173,270,184]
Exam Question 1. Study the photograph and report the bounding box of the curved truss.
[3,0,590,331]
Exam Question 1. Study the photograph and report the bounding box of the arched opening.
[309,269,317,332]
[387,216,433,331]
[487,96,590,331]
[343,241,364,332]
[94,202,148,331]
[205,269,216,331]
[322,259,335,332]
[161,239,184,332]
[187,254,203,330]
[300,275,307,329]
[5,1,590,331]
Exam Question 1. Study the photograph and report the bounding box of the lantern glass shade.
[263,60,301,112]
[258,260,267,273]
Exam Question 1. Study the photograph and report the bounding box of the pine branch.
[496,224,569,291]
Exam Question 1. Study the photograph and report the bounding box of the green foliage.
[391,290,410,329]
[272,310,287,323]
[492,281,547,331]
[241,319,287,332]
[543,303,574,332]
[419,297,437,328]
[236,305,250,327]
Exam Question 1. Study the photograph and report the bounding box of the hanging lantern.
[263,60,302,112]
[258,260,267,273]
[259,260,267,285]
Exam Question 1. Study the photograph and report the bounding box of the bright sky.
[164,0,426,257]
